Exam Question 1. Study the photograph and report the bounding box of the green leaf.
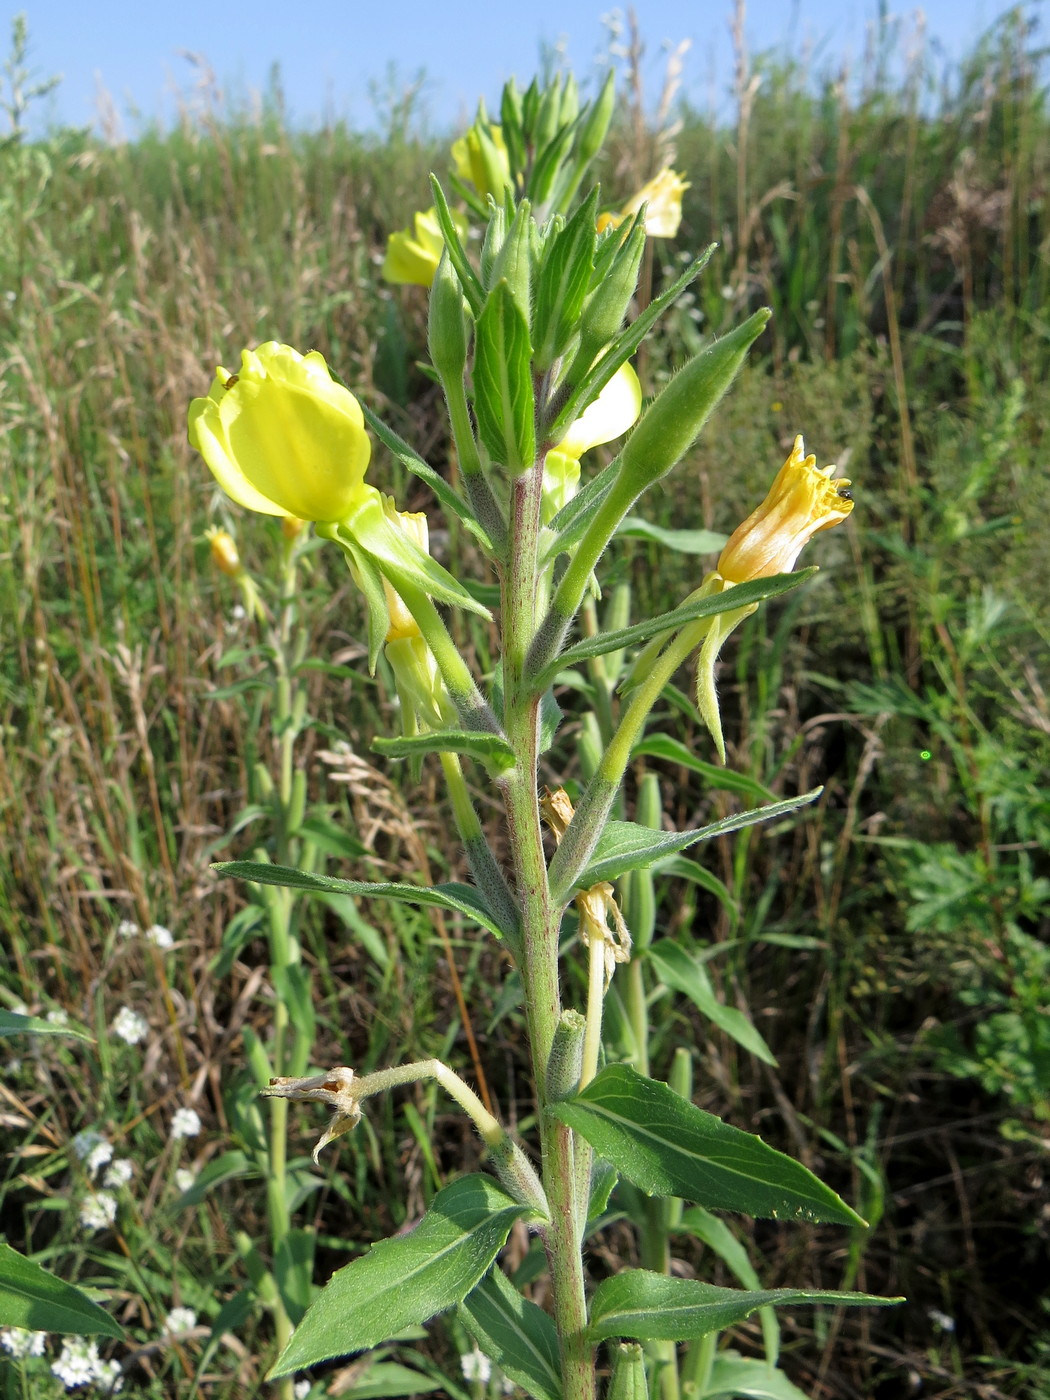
[270,1175,529,1376]
[0,1010,93,1042]
[550,1064,863,1225]
[358,402,492,551]
[173,1150,259,1208]
[618,517,727,555]
[345,1361,444,1398]
[704,1355,812,1400]
[647,940,776,1066]
[587,1270,900,1342]
[474,281,536,473]
[658,856,737,914]
[295,816,369,859]
[631,735,777,804]
[674,1207,761,1289]
[0,1242,123,1337]
[534,572,814,691]
[429,175,485,315]
[573,790,822,890]
[461,1266,562,1400]
[213,862,509,941]
[373,730,515,766]
[533,189,597,368]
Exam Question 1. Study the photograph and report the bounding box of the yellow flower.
[598,167,690,239]
[381,207,458,288]
[717,435,854,584]
[451,123,511,200]
[544,363,643,521]
[188,342,371,523]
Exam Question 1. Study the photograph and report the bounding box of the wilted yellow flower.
[717,435,854,584]
[263,1068,361,1164]
[382,207,457,288]
[598,167,690,239]
[451,122,511,200]
[188,343,371,523]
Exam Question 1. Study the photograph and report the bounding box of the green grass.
[2,8,1049,1396]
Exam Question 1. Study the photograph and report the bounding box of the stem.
[393,575,501,733]
[549,617,711,904]
[439,751,522,950]
[502,463,595,1400]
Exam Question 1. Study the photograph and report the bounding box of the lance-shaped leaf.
[533,188,598,369]
[570,789,821,891]
[0,1243,123,1337]
[213,862,509,941]
[704,1356,812,1400]
[474,281,536,473]
[373,730,515,767]
[631,734,777,803]
[587,1269,901,1342]
[270,1175,529,1376]
[0,1010,92,1042]
[550,1064,863,1225]
[533,572,813,691]
[617,517,728,556]
[429,176,484,314]
[461,1266,562,1400]
[358,402,492,552]
[646,939,777,1066]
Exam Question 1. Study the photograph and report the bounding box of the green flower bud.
[427,249,469,387]
[573,222,646,375]
[490,200,533,326]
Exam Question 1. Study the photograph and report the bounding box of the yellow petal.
[557,363,642,458]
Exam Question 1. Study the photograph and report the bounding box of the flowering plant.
[190,70,893,1400]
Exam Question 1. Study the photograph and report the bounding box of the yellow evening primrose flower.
[598,167,690,239]
[382,207,464,289]
[544,362,643,521]
[188,342,371,523]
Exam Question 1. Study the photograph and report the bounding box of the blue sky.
[14,0,1043,137]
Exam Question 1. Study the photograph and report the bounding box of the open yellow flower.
[598,167,690,239]
[717,434,854,583]
[188,342,371,523]
[382,207,462,289]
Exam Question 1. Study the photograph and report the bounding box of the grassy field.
[2,7,1049,1397]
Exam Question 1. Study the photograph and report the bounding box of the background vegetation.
[1,6,1048,1396]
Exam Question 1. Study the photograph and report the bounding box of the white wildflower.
[111,1007,149,1046]
[71,1129,105,1161]
[1,1327,47,1357]
[928,1307,956,1333]
[163,1306,197,1335]
[294,1382,312,1399]
[95,1355,123,1392]
[145,923,174,949]
[79,1192,118,1231]
[103,1158,134,1189]
[46,1008,70,1027]
[85,1141,114,1176]
[6,1057,22,1074]
[51,1336,99,1388]
[231,604,246,621]
[170,1108,201,1139]
[115,919,139,940]
[460,1347,492,1383]
[173,1168,196,1193]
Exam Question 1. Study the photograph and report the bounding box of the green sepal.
[550,1064,864,1225]
[332,491,492,620]
[533,186,599,370]
[324,530,389,673]
[553,69,615,213]
[213,861,511,942]
[587,1270,902,1343]
[695,594,757,764]
[460,1266,563,1400]
[606,1341,648,1400]
[490,200,533,326]
[499,78,526,175]
[474,280,536,473]
[269,1175,530,1376]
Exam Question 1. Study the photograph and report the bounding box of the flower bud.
[188,342,371,523]
[573,222,646,372]
[427,249,469,387]
[204,526,242,578]
[451,119,511,201]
